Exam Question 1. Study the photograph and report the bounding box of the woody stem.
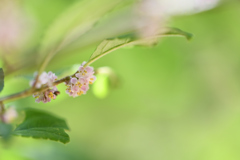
[0,75,72,103]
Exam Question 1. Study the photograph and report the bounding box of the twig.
[0,101,5,122]
[0,75,71,103]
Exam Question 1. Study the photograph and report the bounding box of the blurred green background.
[1,0,240,160]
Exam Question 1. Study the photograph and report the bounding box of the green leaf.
[0,68,4,93]
[87,38,132,65]
[85,27,193,66]
[164,27,193,40]
[13,108,70,144]
[0,123,13,140]
[13,128,69,143]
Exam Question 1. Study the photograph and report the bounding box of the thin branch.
[0,101,5,122]
[0,75,71,103]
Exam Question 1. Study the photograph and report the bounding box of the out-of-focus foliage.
[1,0,240,160]
[0,123,12,140]
[38,0,134,71]
[92,67,120,99]
[93,74,110,99]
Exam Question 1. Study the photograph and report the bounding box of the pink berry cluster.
[66,62,96,97]
[30,71,59,103]
[29,62,96,103]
